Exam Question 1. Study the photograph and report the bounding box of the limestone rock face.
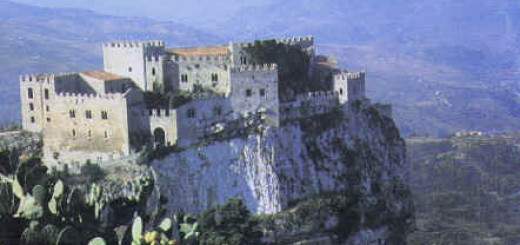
[152,101,413,242]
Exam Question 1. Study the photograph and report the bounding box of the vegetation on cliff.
[407,135,520,245]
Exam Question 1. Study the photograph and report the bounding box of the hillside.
[0,0,221,124]
[407,135,520,245]
[202,0,520,137]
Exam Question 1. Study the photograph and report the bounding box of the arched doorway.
[153,128,166,147]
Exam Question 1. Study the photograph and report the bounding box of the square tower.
[102,41,165,91]
[333,71,366,104]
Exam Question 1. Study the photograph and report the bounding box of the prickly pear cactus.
[87,237,106,245]
[132,216,143,242]
[31,185,46,206]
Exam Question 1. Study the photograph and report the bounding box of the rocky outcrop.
[151,100,413,243]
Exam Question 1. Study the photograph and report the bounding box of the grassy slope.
[407,135,520,245]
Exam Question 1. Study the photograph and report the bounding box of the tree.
[198,199,262,245]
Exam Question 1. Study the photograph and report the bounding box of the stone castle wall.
[229,64,280,127]
[102,41,165,91]
[42,92,131,166]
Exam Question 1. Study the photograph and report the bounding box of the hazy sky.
[8,0,273,24]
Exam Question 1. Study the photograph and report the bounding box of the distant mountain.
[0,0,222,124]
[201,0,520,136]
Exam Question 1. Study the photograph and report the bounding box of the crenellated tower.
[102,40,166,91]
[333,71,366,104]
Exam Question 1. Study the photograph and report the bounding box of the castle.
[19,36,368,166]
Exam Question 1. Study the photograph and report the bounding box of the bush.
[198,199,262,245]
[80,162,105,183]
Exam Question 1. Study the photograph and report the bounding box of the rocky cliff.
[151,100,413,243]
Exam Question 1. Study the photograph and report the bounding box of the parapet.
[146,54,164,62]
[55,92,124,101]
[103,40,165,48]
[334,71,366,81]
[20,73,55,84]
[230,64,278,73]
[148,108,176,118]
[296,90,339,102]
[278,35,314,45]
[170,53,227,63]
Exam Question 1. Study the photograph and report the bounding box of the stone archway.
[153,127,166,147]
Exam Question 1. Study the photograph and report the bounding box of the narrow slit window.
[44,89,49,100]
[181,74,188,83]
[28,88,34,99]
[86,110,92,119]
[69,109,76,118]
[29,103,34,111]
[101,111,108,120]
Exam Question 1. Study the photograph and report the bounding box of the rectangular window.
[246,89,252,97]
[187,108,196,118]
[260,88,266,97]
[29,103,34,111]
[211,73,218,82]
[28,88,33,99]
[69,109,76,118]
[86,110,92,119]
[46,118,51,122]
[44,89,49,100]
[46,105,50,112]
[181,74,188,83]
[101,111,108,120]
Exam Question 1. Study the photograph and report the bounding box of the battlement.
[20,72,80,84]
[148,108,176,118]
[171,54,227,63]
[103,40,165,48]
[278,35,314,45]
[230,64,278,73]
[296,90,339,101]
[146,54,164,62]
[191,92,228,101]
[234,35,314,48]
[334,71,365,81]
[20,73,55,83]
[55,92,125,100]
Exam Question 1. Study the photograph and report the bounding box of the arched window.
[28,88,34,99]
